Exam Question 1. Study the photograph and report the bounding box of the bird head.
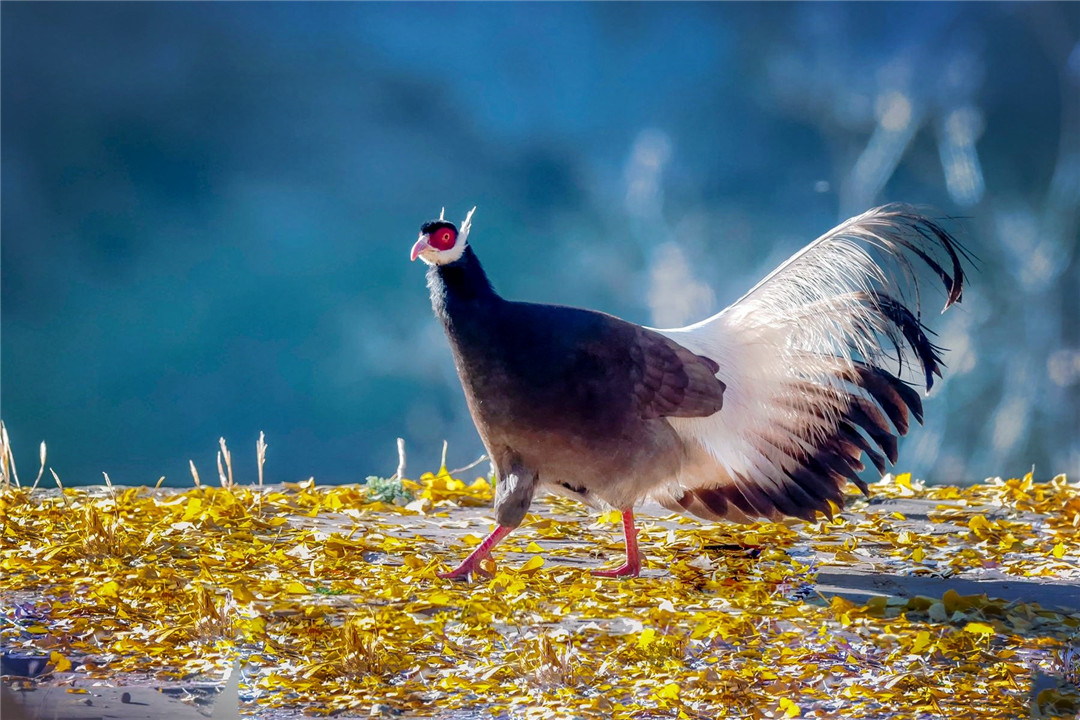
[410,206,476,265]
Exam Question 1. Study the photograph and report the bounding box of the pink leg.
[592,509,641,578]
[438,525,513,580]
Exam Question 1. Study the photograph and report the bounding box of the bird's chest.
[446,318,620,434]
[445,325,545,426]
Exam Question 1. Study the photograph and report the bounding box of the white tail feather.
[651,205,968,521]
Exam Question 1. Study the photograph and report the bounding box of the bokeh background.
[2,2,1078,487]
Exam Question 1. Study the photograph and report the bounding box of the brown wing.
[628,328,726,419]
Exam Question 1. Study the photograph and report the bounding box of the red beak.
[410,235,430,262]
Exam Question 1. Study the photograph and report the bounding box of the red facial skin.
[428,226,457,251]
[410,225,459,261]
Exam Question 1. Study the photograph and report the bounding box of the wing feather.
[629,329,727,419]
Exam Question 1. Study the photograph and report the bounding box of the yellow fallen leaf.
[50,651,72,672]
[525,541,544,553]
[232,586,255,603]
[598,509,621,524]
[864,596,887,616]
[968,514,991,538]
[1052,542,1066,559]
[637,628,657,649]
[182,497,203,522]
[95,580,119,598]
[964,621,994,636]
[655,682,680,701]
[912,546,925,562]
[427,590,453,605]
[518,556,544,573]
[779,697,800,718]
[911,630,933,654]
[285,581,308,594]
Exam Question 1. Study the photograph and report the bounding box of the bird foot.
[438,555,494,580]
[591,562,640,578]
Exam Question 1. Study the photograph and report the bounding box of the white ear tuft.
[459,206,477,245]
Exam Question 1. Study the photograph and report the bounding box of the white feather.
[648,205,967,516]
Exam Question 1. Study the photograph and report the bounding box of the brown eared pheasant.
[410,206,970,579]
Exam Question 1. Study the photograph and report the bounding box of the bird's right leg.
[592,508,641,578]
[438,524,513,579]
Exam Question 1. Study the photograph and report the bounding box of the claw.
[438,563,481,580]
[591,562,640,578]
[438,553,495,580]
[438,525,511,581]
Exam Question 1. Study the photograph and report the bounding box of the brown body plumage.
[410,205,970,578]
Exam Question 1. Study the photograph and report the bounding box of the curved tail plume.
[652,205,972,522]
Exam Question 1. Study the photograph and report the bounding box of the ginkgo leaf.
[518,556,544,573]
[0,464,1075,720]
[49,651,72,672]
[911,630,933,654]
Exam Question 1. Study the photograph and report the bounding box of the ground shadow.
[815,568,1080,613]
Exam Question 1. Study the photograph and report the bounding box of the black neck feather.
[427,245,499,323]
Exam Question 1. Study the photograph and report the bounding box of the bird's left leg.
[438,462,535,580]
[592,508,641,578]
[438,525,513,580]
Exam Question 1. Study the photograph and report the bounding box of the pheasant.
[410,205,969,579]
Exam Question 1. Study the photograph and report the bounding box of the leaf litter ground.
[2,471,1079,719]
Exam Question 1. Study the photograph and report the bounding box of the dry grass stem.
[521,633,578,689]
[218,437,234,489]
[393,437,406,481]
[340,619,382,677]
[81,502,120,558]
[448,453,489,477]
[257,431,267,487]
[193,586,234,642]
[189,460,202,487]
[1,420,19,488]
[30,441,47,492]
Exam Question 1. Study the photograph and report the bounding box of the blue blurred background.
[2,2,1078,487]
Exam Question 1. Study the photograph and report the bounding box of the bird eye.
[430,227,457,251]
